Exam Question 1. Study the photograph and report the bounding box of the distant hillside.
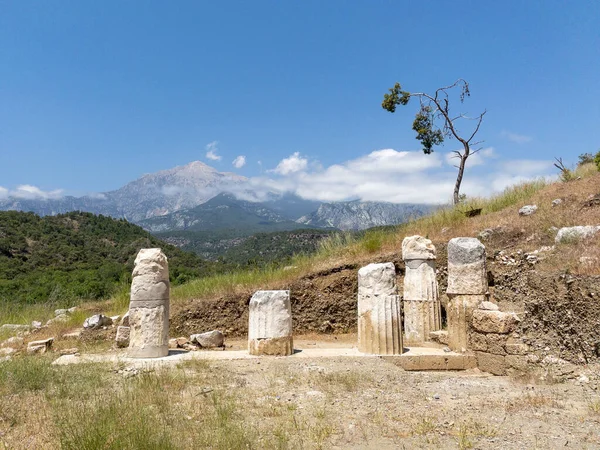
[297,201,434,230]
[139,193,319,233]
[0,211,216,305]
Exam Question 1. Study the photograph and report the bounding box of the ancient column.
[357,263,403,355]
[128,248,170,358]
[248,290,293,356]
[446,237,487,353]
[402,235,441,343]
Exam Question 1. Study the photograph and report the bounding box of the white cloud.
[270,152,308,175]
[7,185,64,200]
[234,148,554,205]
[232,155,246,169]
[0,186,8,200]
[205,141,221,161]
[501,131,533,144]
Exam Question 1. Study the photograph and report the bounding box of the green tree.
[382,79,486,205]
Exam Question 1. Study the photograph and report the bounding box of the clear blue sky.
[1,1,599,202]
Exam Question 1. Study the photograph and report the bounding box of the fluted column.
[248,290,293,356]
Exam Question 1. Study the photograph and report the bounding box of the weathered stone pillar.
[128,248,170,358]
[402,235,441,343]
[446,238,487,353]
[248,290,293,356]
[357,263,403,355]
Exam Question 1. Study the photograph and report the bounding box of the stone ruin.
[248,290,293,356]
[127,248,170,358]
[402,235,441,343]
[357,263,403,355]
[446,237,488,353]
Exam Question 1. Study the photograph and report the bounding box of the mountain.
[138,193,313,233]
[296,201,435,231]
[0,161,247,223]
[0,210,218,305]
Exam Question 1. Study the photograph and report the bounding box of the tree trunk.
[453,144,470,205]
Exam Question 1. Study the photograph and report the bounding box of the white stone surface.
[248,290,293,356]
[402,235,436,261]
[518,205,538,216]
[447,238,487,295]
[357,263,402,355]
[555,226,600,243]
[128,248,170,358]
[191,330,224,348]
[83,314,113,330]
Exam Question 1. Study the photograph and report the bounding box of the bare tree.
[382,79,486,205]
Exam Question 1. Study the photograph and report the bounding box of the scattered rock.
[62,330,82,339]
[59,348,79,356]
[110,315,121,324]
[525,254,539,264]
[27,337,54,354]
[518,205,538,216]
[555,226,600,243]
[479,301,499,311]
[120,312,130,327]
[319,320,334,333]
[46,314,70,326]
[551,198,563,207]
[1,336,24,347]
[0,347,16,356]
[190,330,224,348]
[168,338,179,349]
[0,324,29,333]
[83,314,113,330]
[115,326,130,348]
[478,229,494,240]
[54,309,69,316]
[31,321,43,329]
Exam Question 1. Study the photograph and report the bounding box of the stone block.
[191,330,224,348]
[429,330,448,345]
[476,352,507,376]
[115,326,130,348]
[468,332,507,355]
[404,300,441,343]
[447,294,485,352]
[357,262,396,301]
[447,238,487,295]
[472,310,516,334]
[248,290,293,356]
[505,355,529,372]
[128,248,170,358]
[27,337,53,354]
[83,314,113,330]
[395,349,477,371]
[358,295,403,355]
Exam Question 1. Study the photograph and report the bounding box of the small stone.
[27,337,54,353]
[0,347,16,356]
[120,312,130,327]
[176,337,189,347]
[67,306,78,314]
[472,310,517,334]
[168,338,179,349]
[479,301,499,311]
[54,309,69,316]
[83,314,113,330]
[110,315,121,324]
[62,330,82,339]
[552,198,563,207]
[429,330,448,345]
[115,326,130,348]
[31,321,42,329]
[59,348,79,355]
[478,229,494,240]
[1,336,24,347]
[46,314,70,326]
[0,324,29,333]
[191,330,225,348]
[518,205,538,216]
[555,226,600,243]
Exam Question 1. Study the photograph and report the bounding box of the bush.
[594,151,600,172]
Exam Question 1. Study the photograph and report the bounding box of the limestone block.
[358,295,403,355]
[0,348,16,356]
[128,248,170,358]
[248,290,293,356]
[401,235,436,261]
[27,337,54,354]
[403,260,438,302]
[518,205,538,216]
[472,310,517,334]
[505,355,529,372]
[120,312,130,327]
[447,294,485,352]
[505,342,529,356]
[429,330,448,345]
[468,332,507,355]
[1,336,24,348]
[191,330,224,348]
[115,326,130,348]
[476,352,507,376]
[357,263,396,307]
[555,225,600,243]
[447,238,487,295]
[404,300,441,343]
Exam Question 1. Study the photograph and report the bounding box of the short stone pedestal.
[446,238,487,353]
[358,263,403,355]
[248,290,293,356]
[128,248,170,358]
[402,236,441,343]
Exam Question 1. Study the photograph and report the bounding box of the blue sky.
[1,1,599,203]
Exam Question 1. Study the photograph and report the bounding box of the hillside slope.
[0,211,215,305]
[171,165,600,363]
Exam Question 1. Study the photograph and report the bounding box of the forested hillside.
[0,211,216,305]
